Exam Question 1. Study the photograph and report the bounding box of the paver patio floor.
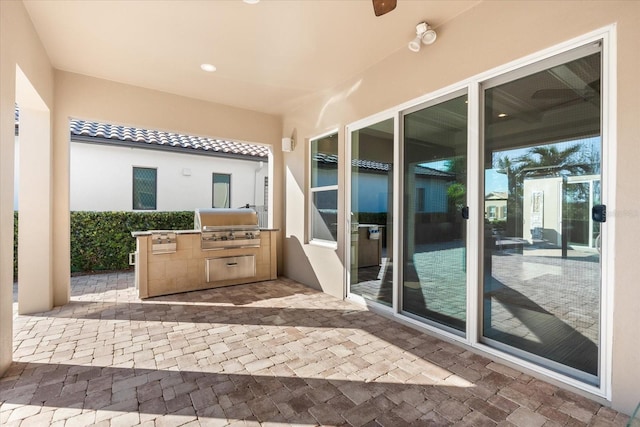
[0,272,630,426]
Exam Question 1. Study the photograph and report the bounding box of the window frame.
[132,166,157,211]
[308,129,339,247]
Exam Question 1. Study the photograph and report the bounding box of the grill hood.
[194,208,259,231]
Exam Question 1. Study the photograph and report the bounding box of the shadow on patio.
[1,273,628,426]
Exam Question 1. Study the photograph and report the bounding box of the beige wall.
[52,71,284,304]
[0,0,55,375]
[282,1,640,414]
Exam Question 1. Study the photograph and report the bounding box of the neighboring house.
[15,112,270,214]
[315,153,454,214]
[412,165,455,214]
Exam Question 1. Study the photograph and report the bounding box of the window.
[263,176,269,209]
[309,131,339,243]
[415,188,425,212]
[212,173,231,208]
[488,206,497,220]
[132,167,157,210]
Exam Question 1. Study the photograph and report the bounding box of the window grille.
[133,167,157,210]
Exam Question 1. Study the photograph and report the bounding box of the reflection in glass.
[349,119,394,306]
[311,135,338,187]
[212,173,231,208]
[402,94,468,333]
[310,132,339,242]
[311,190,338,242]
[483,50,601,381]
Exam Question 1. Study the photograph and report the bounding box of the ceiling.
[23,0,479,115]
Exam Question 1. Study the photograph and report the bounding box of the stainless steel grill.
[195,208,261,250]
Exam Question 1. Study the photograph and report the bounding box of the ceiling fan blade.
[372,0,397,16]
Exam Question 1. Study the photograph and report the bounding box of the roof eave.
[71,135,268,162]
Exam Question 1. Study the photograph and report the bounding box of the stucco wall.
[69,142,268,212]
[281,0,640,414]
[0,0,55,378]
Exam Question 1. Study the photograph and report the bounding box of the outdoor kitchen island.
[131,209,277,298]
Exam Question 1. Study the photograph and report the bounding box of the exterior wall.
[352,172,388,213]
[281,1,640,414]
[415,178,449,213]
[0,0,55,376]
[53,71,284,307]
[70,142,268,212]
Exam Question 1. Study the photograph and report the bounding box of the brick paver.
[0,272,631,426]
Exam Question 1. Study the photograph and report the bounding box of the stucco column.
[17,106,53,314]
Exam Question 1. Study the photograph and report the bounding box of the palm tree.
[495,142,597,238]
[515,144,592,177]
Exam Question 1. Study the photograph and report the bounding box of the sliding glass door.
[402,93,468,334]
[482,46,602,382]
[348,118,394,307]
[345,37,608,389]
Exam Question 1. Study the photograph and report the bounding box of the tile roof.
[15,104,268,160]
[315,153,390,172]
[314,152,454,178]
[414,165,455,179]
[69,119,269,159]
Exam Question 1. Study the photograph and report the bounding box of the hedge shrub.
[13,211,194,276]
[70,211,193,272]
[355,212,388,225]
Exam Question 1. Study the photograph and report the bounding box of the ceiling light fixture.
[200,63,217,72]
[243,0,260,4]
[408,22,437,53]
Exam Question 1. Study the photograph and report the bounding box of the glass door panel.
[349,119,394,306]
[402,94,468,333]
[482,50,602,381]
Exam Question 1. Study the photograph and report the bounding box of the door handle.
[592,204,606,223]
[461,206,469,220]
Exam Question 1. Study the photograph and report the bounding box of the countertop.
[131,229,279,237]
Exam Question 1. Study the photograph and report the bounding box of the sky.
[419,136,601,195]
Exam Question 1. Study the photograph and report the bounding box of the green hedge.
[354,212,388,225]
[13,211,194,276]
[70,211,193,273]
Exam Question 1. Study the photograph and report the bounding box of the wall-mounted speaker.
[282,137,295,152]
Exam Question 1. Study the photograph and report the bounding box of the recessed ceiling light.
[200,63,217,73]
[243,0,259,4]
[498,113,508,118]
